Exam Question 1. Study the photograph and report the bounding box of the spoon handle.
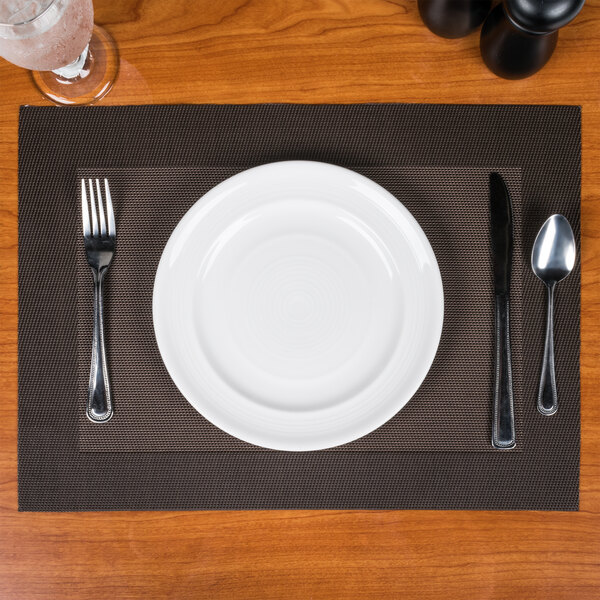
[538,283,558,415]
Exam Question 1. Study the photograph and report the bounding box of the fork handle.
[87,269,113,422]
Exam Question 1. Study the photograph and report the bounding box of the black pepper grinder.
[480,0,585,79]
[418,0,492,38]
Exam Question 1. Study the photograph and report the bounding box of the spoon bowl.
[531,214,576,284]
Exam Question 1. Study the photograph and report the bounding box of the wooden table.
[1,1,599,598]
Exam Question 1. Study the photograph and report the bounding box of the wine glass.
[0,0,118,105]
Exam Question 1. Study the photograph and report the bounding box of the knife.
[489,173,516,449]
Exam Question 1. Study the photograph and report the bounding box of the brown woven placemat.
[75,166,524,452]
[18,104,580,510]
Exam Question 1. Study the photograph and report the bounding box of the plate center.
[193,207,403,412]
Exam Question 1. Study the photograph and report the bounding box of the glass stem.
[52,43,89,79]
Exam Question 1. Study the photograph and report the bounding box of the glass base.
[31,25,119,105]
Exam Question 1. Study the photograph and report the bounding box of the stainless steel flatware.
[489,172,516,449]
[531,214,576,415]
[81,178,116,423]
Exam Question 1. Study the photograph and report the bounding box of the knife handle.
[492,293,516,449]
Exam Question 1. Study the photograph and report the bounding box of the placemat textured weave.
[18,104,580,511]
[75,166,524,452]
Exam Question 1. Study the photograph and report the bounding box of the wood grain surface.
[1,1,599,598]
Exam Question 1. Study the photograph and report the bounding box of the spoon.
[531,214,576,415]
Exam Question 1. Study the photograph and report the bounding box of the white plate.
[153,161,443,451]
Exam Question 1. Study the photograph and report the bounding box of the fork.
[81,178,116,422]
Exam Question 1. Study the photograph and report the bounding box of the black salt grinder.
[480,0,585,79]
[418,0,492,38]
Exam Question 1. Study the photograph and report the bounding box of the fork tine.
[88,179,99,236]
[104,179,116,237]
[95,178,107,236]
[81,179,91,237]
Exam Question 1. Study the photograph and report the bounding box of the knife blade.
[489,172,516,449]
